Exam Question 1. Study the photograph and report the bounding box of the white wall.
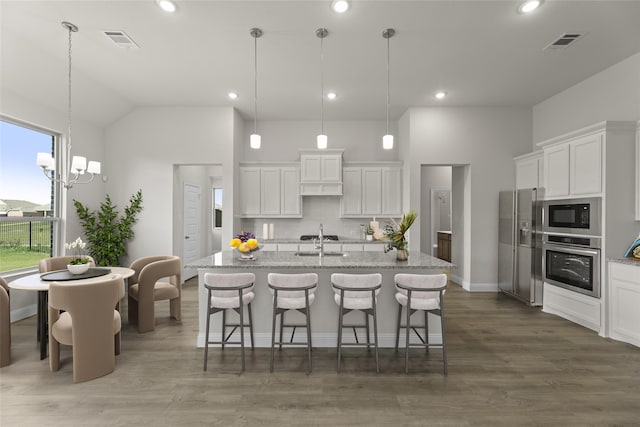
[105,106,236,265]
[406,107,533,290]
[533,53,640,143]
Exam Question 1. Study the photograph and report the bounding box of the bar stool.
[203,272,255,371]
[394,273,448,375]
[331,273,382,373]
[267,273,318,373]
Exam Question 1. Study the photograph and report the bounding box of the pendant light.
[382,28,395,150]
[249,28,262,149]
[36,21,101,189]
[316,28,328,149]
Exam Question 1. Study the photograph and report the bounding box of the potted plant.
[65,237,90,274]
[383,209,417,261]
[73,190,143,266]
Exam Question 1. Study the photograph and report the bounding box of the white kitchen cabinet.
[300,149,343,195]
[342,243,364,251]
[570,134,602,195]
[277,243,299,251]
[609,261,640,348]
[635,121,640,221]
[261,243,277,251]
[364,244,386,252]
[239,164,302,218]
[340,162,403,218]
[543,144,570,198]
[514,151,543,190]
[240,167,261,216]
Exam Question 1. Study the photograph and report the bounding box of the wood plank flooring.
[1,277,639,426]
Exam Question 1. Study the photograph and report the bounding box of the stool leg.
[270,290,277,373]
[425,310,430,354]
[372,291,379,374]
[204,293,211,371]
[248,302,255,350]
[337,290,345,373]
[441,304,448,376]
[395,302,402,353]
[279,310,285,351]
[365,312,371,351]
[405,291,412,374]
[221,309,226,350]
[305,289,312,374]
[239,290,245,372]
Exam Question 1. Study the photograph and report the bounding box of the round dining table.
[9,266,135,360]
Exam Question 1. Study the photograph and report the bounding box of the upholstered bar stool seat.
[394,273,448,375]
[203,273,255,371]
[331,273,382,373]
[267,273,318,373]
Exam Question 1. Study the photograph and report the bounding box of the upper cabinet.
[537,122,635,200]
[341,162,403,218]
[515,151,544,190]
[300,149,343,195]
[239,163,302,218]
[636,121,640,221]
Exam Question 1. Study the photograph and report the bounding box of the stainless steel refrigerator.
[498,188,544,306]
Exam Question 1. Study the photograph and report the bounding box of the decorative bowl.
[67,263,90,275]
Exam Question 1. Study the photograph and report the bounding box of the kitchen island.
[187,251,454,348]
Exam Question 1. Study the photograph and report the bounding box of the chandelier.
[36,21,101,189]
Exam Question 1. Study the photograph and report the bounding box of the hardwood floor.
[2,277,640,426]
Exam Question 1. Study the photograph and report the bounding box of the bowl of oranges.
[230,231,260,260]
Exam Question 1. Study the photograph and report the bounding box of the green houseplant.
[383,209,417,261]
[73,190,143,266]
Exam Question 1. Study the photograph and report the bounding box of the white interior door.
[183,183,201,280]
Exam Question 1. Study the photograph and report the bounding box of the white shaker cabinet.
[300,149,343,195]
[515,151,543,190]
[570,134,602,196]
[609,261,640,348]
[340,162,403,218]
[543,144,570,198]
[239,164,302,218]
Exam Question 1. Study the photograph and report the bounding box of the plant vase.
[67,263,90,275]
[396,249,408,261]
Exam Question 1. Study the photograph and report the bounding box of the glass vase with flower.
[383,210,417,261]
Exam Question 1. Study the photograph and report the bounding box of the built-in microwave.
[542,197,602,236]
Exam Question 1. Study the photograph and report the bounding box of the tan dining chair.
[1,277,10,367]
[127,255,182,333]
[48,274,125,382]
[39,255,96,273]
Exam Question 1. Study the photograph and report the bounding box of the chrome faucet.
[315,223,325,257]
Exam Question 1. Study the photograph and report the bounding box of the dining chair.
[48,274,124,382]
[0,277,10,367]
[39,255,96,273]
[394,273,448,374]
[331,273,382,373]
[127,255,182,333]
[203,272,255,371]
[267,273,318,373]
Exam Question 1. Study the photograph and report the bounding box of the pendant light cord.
[320,34,324,135]
[385,33,390,135]
[67,24,73,158]
[253,32,258,135]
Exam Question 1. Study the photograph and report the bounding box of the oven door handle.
[542,242,600,257]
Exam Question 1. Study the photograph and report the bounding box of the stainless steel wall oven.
[542,234,601,298]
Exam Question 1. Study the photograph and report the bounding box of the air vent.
[544,33,584,50]
[102,30,139,48]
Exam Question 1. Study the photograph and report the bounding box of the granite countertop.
[608,257,640,267]
[186,250,454,270]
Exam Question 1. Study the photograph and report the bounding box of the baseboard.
[11,304,36,323]
[449,274,498,292]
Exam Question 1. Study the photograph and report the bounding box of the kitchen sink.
[294,251,346,257]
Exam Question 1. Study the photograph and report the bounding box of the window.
[0,118,58,273]
[213,188,222,229]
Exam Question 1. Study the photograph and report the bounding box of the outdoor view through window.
[0,120,55,272]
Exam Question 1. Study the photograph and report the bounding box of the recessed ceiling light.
[435,91,447,100]
[228,92,238,100]
[327,92,337,100]
[331,0,349,13]
[518,0,543,14]
[156,0,177,13]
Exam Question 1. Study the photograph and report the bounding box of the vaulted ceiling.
[2,1,639,127]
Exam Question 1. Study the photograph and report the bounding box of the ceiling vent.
[544,33,584,50]
[102,30,139,48]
